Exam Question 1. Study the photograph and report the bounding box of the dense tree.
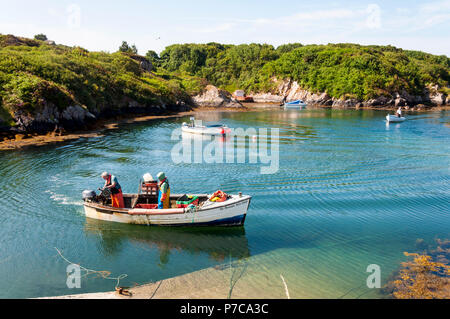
[146,50,160,67]
[276,43,303,54]
[34,34,47,41]
[119,41,138,54]
[157,42,450,99]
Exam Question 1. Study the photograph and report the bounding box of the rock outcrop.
[129,55,153,73]
[192,85,242,108]
[428,89,446,106]
[251,78,449,108]
[8,103,97,133]
[0,92,188,134]
[61,105,96,122]
[252,93,284,103]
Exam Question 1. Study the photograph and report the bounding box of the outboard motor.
[82,190,97,202]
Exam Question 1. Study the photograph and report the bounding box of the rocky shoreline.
[0,84,242,138]
[1,79,448,144]
[0,107,249,151]
[251,79,449,109]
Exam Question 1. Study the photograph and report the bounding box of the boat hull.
[83,194,251,227]
[284,100,307,109]
[181,125,230,136]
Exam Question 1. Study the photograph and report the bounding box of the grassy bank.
[0,34,205,131]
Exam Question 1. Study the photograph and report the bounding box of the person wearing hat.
[157,172,170,209]
[101,172,124,208]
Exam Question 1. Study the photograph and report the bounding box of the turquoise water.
[0,108,449,298]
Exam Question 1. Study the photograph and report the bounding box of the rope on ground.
[149,280,163,299]
[227,256,249,299]
[280,274,290,299]
[55,247,128,291]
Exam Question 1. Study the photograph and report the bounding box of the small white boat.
[182,117,231,136]
[386,114,406,122]
[82,190,251,227]
[283,100,307,109]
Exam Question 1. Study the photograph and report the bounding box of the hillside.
[156,43,450,105]
[1,36,449,135]
[0,34,205,133]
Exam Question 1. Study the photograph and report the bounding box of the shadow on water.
[83,218,251,266]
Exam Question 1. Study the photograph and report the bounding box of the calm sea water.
[0,108,449,298]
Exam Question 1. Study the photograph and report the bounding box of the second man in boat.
[157,172,171,209]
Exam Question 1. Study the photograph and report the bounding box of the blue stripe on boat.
[147,214,246,227]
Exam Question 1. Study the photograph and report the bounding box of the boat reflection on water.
[84,218,251,266]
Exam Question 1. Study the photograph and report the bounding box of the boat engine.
[82,190,97,202]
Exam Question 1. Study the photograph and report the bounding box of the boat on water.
[283,100,307,109]
[386,114,406,122]
[182,117,231,136]
[82,187,251,227]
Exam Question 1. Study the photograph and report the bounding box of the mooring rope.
[55,247,128,290]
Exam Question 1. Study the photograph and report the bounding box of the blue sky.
[1,0,449,56]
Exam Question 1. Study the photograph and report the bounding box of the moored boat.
[283,100,307,109]
[182,117,231,136]
[82,189,251,227]
[386,114,406,122]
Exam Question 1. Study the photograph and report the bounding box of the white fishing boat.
[82,189,251,227]
[182,117,231,136]
[386,114,406,123]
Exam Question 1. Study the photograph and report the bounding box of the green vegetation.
[157,43,449,100]
[119,41,138,54]
[145,50,160,69]
[0,34,204,127]
[34,34,48,41]
[1,34,448,131]
[158,43,279,93]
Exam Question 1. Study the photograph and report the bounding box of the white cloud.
[420,0,450,13]
[1,2,448,56]
[290,9,355,21]
[197,23,236,34]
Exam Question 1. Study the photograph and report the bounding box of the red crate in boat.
[141,182,158,195]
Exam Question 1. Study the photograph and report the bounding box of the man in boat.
[396,106,402,118]
[157,172,170,209]
[101,172,124,208]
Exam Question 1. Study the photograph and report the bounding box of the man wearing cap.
[157,172,170,209]
[101,172,124,208]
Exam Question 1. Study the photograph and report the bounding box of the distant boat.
[283,100,307,109]
[232,90,254,102]
[386,114,406,123]
[182,117,231,136]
